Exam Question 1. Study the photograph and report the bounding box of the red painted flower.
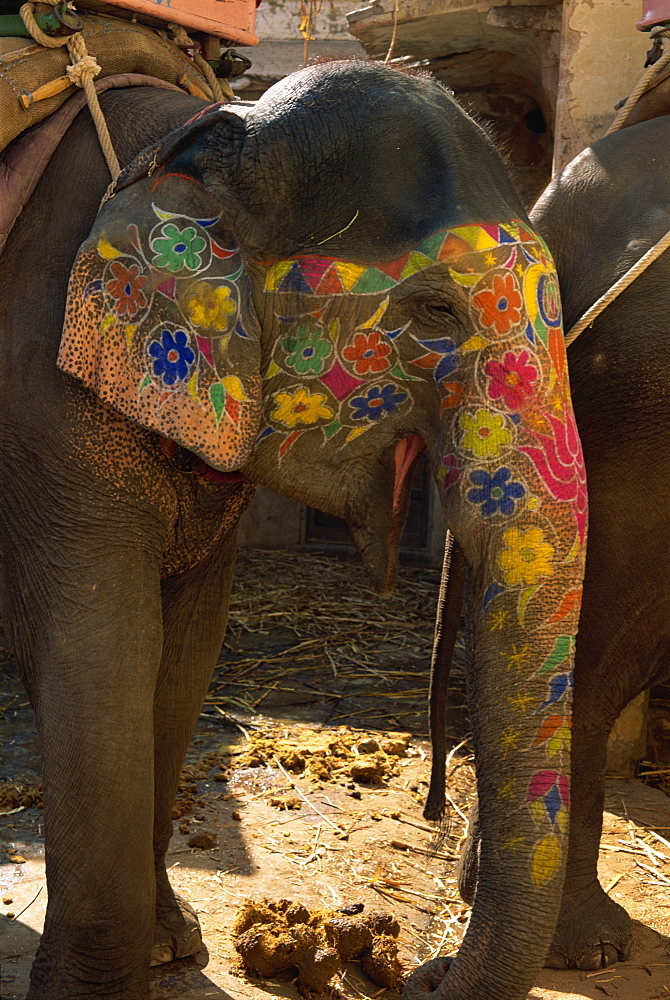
[342,331,391,375]
[105,261,147,318]
[485,350,538,409]
[473,272,523,336]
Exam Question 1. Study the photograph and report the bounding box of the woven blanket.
[0,13,214,153]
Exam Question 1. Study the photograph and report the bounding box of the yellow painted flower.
[499,526,555,587]
[460,409,512,459]
[183,281,237,331]
[272,387,333,428]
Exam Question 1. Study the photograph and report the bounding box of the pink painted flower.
[519,408,587,544]
[485,350,538,410]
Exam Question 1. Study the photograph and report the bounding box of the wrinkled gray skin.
[423,114,670,980]
[0,62,563,1000]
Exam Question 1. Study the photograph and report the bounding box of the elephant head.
[59,61,586,1000]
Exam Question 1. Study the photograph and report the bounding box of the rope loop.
[17,5,235,182]
[19,1,68,48]
[606,25,670,135]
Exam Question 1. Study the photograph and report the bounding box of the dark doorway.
[304,453,432,553]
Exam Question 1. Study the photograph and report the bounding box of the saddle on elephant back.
[0,0,258,251]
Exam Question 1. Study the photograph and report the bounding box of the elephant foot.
[402,956,453,999]
[545,885,633,970]
[151,893,202,967]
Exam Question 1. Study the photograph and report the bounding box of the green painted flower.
[282,325,332,375]
[151,223,206,272]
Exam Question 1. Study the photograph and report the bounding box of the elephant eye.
[419,300,458,322]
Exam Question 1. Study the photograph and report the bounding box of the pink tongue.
[393,434,425,513]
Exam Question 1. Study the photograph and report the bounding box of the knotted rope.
[20,0,120,179]
[565,25,670,346]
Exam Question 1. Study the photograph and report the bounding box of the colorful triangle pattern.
[261,220,540,296]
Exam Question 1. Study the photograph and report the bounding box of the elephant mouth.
[348,434,426,595]
[393,434,425,516]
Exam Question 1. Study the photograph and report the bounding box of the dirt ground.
[1,547,670,1000]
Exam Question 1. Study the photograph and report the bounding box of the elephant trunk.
[424,576,573,999]
[406,227,586,1000]
[409,500,581,1000]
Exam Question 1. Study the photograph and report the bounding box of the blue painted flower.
[350,383,408,421]
[467,467,525,516]
[148,328,196,386]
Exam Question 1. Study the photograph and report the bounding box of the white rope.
[606,26,670,134]
[565,228,670,346]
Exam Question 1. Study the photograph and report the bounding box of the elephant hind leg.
[545,683,633,970]
[545,889,633,970]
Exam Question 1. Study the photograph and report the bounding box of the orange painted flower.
[342,331,391,375]
[473,272,523,336]
[105,261,147,318]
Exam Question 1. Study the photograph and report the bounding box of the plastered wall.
[553,0,651,171]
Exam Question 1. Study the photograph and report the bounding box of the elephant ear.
[58,110,260,471]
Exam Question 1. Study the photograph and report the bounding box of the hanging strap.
[19,0,121,179]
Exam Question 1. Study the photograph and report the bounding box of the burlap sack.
[0,13,214,152]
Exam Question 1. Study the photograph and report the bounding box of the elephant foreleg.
[151,528,240,966]
[424,534,466,821]
[6,513,165,1000]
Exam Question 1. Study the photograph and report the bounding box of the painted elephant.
[0,60,585,1000]
[419,112,670,988]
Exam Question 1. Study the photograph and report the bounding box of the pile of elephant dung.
[0,781,43,815]
[231,726,412,785]
[171,750,230,820]
[233,898,404,996]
